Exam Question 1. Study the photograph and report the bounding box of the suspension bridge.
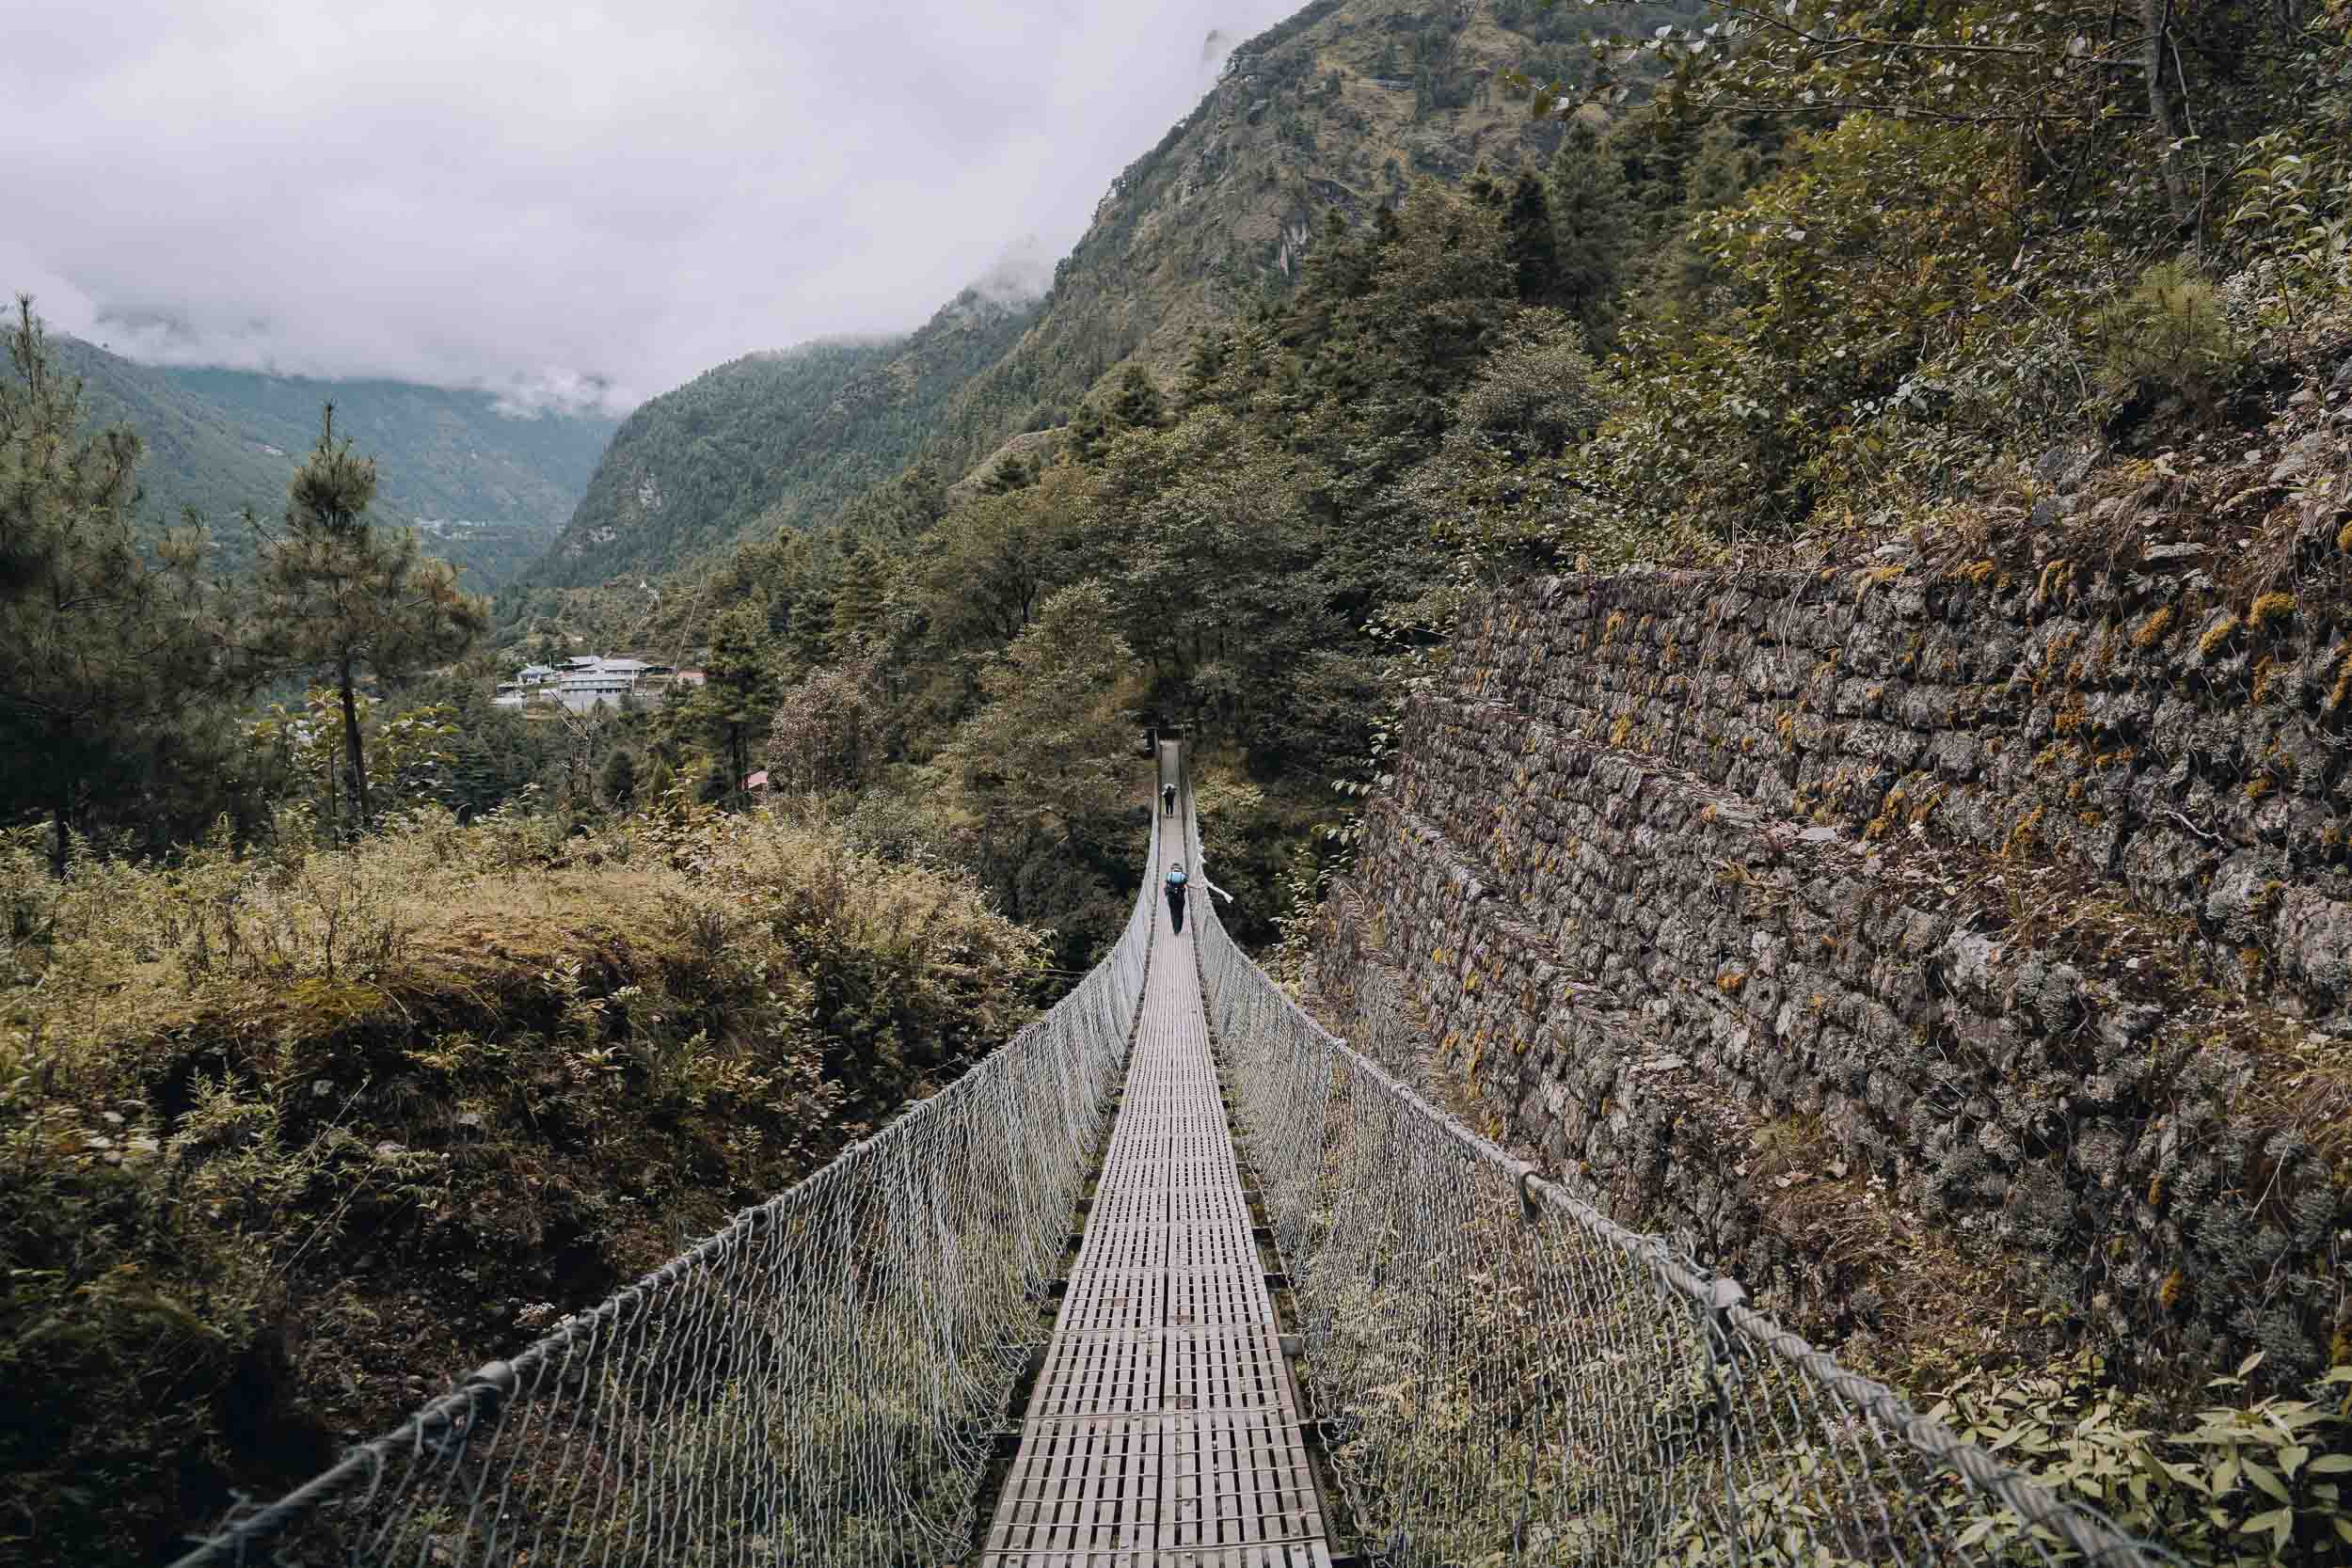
[177,743,2175,1567]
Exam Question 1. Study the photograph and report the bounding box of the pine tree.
[1067,401,1115,467]
[1070,365,1171,467]
[1105,365,1167,434]
[827,542,891,657]
[1635,119,1770,336]
[676,601,779,800]
[250,406,487,835]
[600,746,637,809]
[1546,125,1637,345]
[979,451,1039,494]
[0,298,236,873]
[1502,169,1564,306]
[1178,332,1231,412]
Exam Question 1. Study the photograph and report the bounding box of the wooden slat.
[981,861,1331,1567]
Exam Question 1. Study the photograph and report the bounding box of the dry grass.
[0,800,1048,1567]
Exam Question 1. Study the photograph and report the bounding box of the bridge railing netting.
[1185,800,2176,1567]
[175,815,1163,1568]
[182,763,2182,1568]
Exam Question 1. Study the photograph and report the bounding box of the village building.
[494,656,690,713]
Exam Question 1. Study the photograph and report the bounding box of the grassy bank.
[0,800,1048,1566]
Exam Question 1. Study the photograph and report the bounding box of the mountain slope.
[536,1,1660,590]
[171,366,619,529]
[528,288,1042,589]
[912,0,1656,474]
[52,336,618,591]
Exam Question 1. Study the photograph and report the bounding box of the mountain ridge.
[532,0,1658,589]
[50,334,618,592]
[522,286,1044,589]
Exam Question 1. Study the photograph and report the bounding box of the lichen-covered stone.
[1306,560,2352,1391]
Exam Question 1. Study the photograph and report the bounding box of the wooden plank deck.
[980,824,1332,1568]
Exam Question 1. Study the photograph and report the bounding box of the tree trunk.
[2140,0,2192,228]
[339,650,371,835]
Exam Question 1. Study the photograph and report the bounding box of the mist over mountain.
[51,333,618,592]
[525,281,1044,589]
[534,0,1636,591]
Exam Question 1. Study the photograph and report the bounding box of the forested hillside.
[910,0,1691,475]
[525,0,1678,594]
[51,336,616,591]
[499,0,2352,988]
[522,286,1042,589]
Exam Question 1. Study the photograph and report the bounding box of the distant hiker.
[1161,783,1177,816]
[1164,861,1189,933]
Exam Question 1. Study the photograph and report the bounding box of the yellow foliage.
[2249,592,2296,630]
[2132,605,2174,648]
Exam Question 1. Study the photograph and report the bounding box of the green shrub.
[1931,1351,2352,1563]
[2224,117,2352,324]
[0,808,1044,1565]
[1590,117,2035,540]
[2091,261,2249,417]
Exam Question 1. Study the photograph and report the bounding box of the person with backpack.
[1161,782,1177,816]
[1164,861,1189,933]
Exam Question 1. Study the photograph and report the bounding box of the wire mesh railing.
[177,748,2185,1567]
[1187,835,2178,1567]
[172,812,1163,1568]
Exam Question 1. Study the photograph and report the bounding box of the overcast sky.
[1,0,1301,414]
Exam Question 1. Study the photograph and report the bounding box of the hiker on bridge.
[1164,861,1188,933]
[1161,782,1177,816]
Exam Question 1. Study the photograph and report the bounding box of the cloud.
[489,371,634,421]
[971,234,1058,308]
[2,2,1303,413]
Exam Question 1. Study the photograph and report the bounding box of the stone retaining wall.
[1307,557,2352,1385]
[1454,562,2352,1016]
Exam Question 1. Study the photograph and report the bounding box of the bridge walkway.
[980,768,1331,1568]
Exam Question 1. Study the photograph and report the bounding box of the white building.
[492,656,691,715]
[551,656,680,714]
[494,662,565,709]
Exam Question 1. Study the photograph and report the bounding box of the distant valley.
[53,334,621,593]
